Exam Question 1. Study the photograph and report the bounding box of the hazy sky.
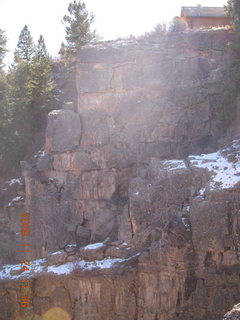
[0,0,226,61]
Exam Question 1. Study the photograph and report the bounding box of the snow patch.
[83,242,104,250]
[7,196,24,207]
[0,253,139,280]
[8,178,22,186]
[47,263,74,275]
[34,150,46,158]
[189,141,240,190]
[181,216,191,231]
[50,251,62,256]
[162,160,187,171]
[0,258,46,280]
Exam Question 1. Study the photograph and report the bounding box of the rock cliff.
[1,29,240,320]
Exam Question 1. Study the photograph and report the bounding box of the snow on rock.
[8,178,22,186]
[0,253,139,280]
[162,160,187,171]
[50,250,62,256]
[181,216,191,231]
[189,140,240,190]
[0,258,46,280]
[47,257,126,275]
[7,196,24,207]
[34,149,46,158]
[47,262,74,275]
[83,242,105,250]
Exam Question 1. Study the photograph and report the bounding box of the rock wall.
[1,29,240,320]
[25,29,237,259]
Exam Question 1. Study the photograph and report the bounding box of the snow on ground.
[162,160,187,171]
[189,140,240,190]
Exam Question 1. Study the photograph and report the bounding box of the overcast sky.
[0,0,227,61]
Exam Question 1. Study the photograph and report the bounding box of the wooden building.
[181,6,232,29]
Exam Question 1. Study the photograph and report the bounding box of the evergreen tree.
[0,29,25,170]
[7,26,37,153]
[62,0,98,59]
[0,29,7,103]
[30,35,56,109]
[60,0,98,103]
[0,29,7,69]
[226,0,240,26]
[226,1,240,50]
[14,25,34,64]
[9,25,34,118]
[169,17,187,32]
[0,27,57,172]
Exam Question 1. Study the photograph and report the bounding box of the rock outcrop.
[1,29,240,320]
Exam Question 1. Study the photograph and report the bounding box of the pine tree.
[226,0,240,24]
[14,25,34,64]
[62,0,98,59]
[0,29,7,69]
[30,35,56,109]
[60,0,98,103]
[9,25,34,113]
[0,27,57,172]
[8,26,35,145]
[225,1,240,50]
[0,29,25,170]
[169,17,187,32]
[0,29,7,102]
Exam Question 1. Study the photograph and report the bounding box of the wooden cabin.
[181,6,232,29]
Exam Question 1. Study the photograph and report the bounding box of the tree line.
[0,0,97,173]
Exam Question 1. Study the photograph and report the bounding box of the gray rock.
[63,101,75,111]
[76,225,91,247]
[36,152,53,171]
[46,109,81,152]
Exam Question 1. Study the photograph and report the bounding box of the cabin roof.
[181,6,228,18]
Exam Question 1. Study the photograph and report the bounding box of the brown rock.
[46,252,67,266]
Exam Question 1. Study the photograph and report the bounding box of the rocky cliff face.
[1,29,240,320]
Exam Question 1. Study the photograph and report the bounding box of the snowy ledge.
[162,160,187,171]
[189,140,240,190]
[0,243,136,281]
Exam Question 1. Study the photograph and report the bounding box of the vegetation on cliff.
[0,0,97,175]
[59,0,99,103]
[0,26,57,173]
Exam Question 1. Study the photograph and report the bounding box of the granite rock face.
[1,29,240,320]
